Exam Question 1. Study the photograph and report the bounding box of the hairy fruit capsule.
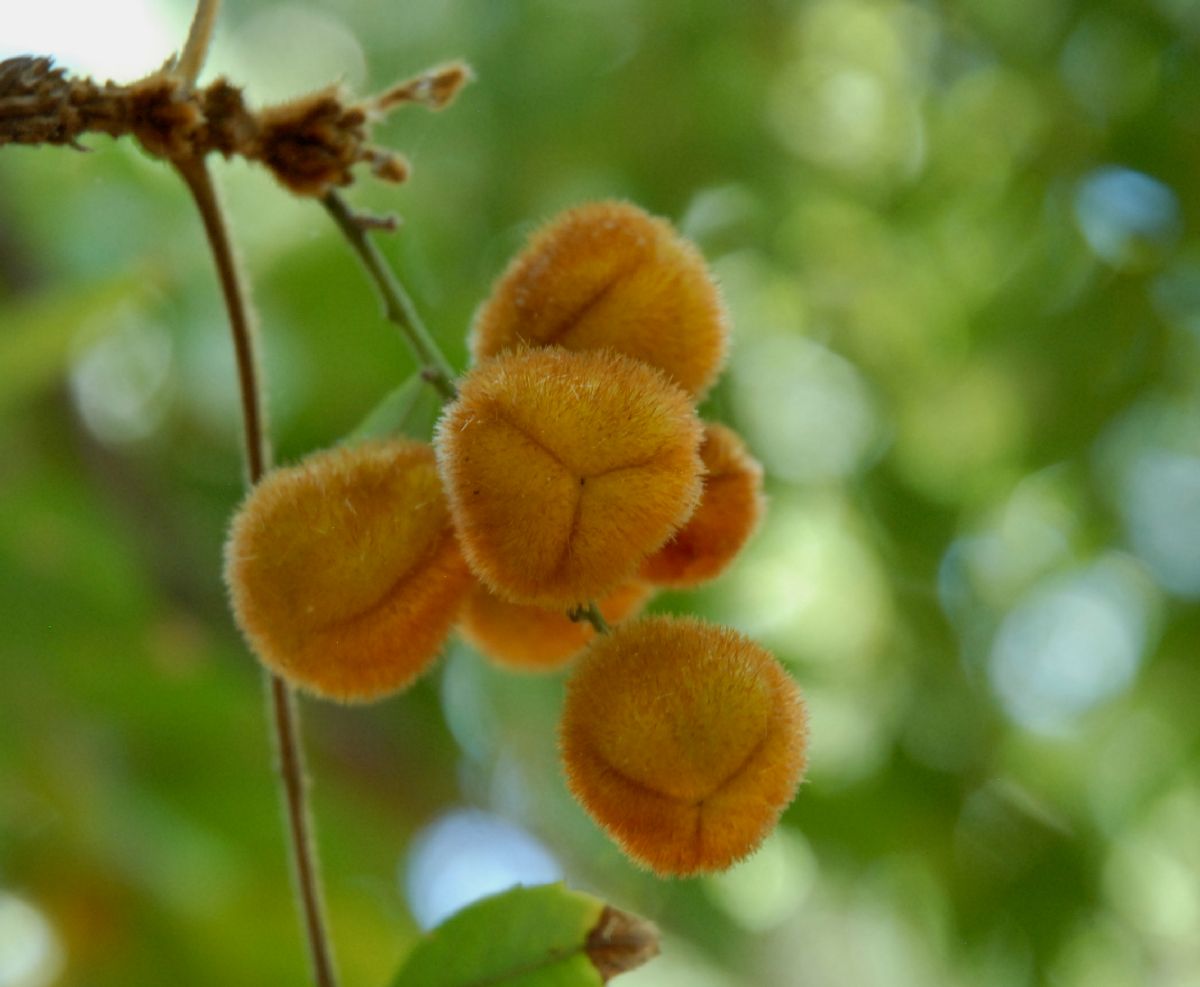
[559,616,807,876]
[640,423,765,588]
[470,201,729,398]
[460,579,652,671]
[436,347,704,608]
[224,439,470,702]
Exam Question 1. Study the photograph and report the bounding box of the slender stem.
[322,190,458,401]
[174,158,267,483]
[268,675,337,987]
[177,0,221,93]
[568,601,611,635]
[175,155,340,987]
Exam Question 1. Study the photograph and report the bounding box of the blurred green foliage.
[2,1,1200,985]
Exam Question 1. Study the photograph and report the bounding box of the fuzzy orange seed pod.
[559,616,807,876]
[224,439,470,702]
[460,579,652,672]
[470,200,730,399]
[640,422,765,588]
[436,346,704,608]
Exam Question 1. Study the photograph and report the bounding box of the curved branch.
[174,157,268,481]
[175,154,340,987]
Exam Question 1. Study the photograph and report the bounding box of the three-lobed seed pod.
[640,422,765,588]
[559,615,808,876]
[224,439,470,702]
[470,200,729,399]
[435,346,704,608]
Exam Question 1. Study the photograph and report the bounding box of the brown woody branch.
[0,55,470,197]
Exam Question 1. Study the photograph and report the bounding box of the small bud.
[640,423,764,588]
[470,201,729,399]
[435,347,704,608]
[559,616,807,876]
[460,580,651,671]
[224,439,470,702]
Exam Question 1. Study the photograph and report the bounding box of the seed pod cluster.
[449,201,804,874]
[442,202,766,628]
[222,199,804,874]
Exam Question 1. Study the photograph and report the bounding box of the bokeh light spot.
[1105,833,1200,943]
[1119,450,1200,598]
[0,0,180,80]
[0,893,63,987]
[69,314,172,446]
[705,830,818,932]
[214,4,367,102]
[724,494,892,669]
[803,686,894,787]
[892,360,1026,503]
[1095,397,1200,598]
[438,646,499,764]
[403,808,561,930]
[768,0,929,184]
[730,336,879,484]
[988,555,1156,734]
[1074,166,1180,269]
[940,467,1078,623]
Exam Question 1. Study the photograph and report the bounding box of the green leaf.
[343,372,443,444]
[391,883,658,987]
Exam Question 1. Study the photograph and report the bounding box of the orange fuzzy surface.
[459,579,652,671]
[224,439,470,702]
[641,422,765,588]
[470,200,729,399]
[559,616,807,876]
[436,347,704,608]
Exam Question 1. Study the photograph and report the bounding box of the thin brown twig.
[322,190,458,402]
[267,676,337,987]
[175,154,339,987]
[173,157,267,482]
[177,0,221,93]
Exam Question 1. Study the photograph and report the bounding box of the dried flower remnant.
[460,579,652,671]
[641,422,765,588]
[471,201,730,398]
[0,55,471,196]
[586,905,661,981]
[560,616,807,876]
[251,86,411,195]
[224,439,470,701]
[436,346,704,608]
